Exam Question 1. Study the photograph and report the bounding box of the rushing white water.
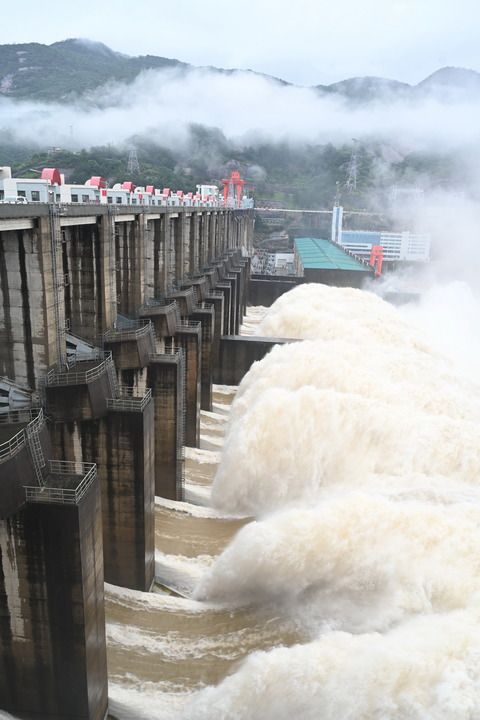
[10,288,476,720]
[186,285,480,719]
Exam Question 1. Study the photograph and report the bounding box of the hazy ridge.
[1,38,479,104]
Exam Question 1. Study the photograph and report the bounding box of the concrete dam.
[1,204,477,720]
[0,202,254,720]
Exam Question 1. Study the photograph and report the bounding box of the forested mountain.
[0,40,477,209]
[1,39,479,103]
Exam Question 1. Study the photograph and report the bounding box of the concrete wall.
[214,335,297,386]
[0,203,254,719]
[0,421,51,519]
[248,268,373,307]
[303,267,372,288]
[249,277,300,307]
[0,478,108,720]
[101,403,155,591]
[0,223,62,388]
[0,206,254,391]
[147,354,184,500]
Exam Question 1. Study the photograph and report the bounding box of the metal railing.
[149,346,182,363]
[0,408,41,425]
[0,408,45,464]
[25,460,96,505]
[107,386,152,412]
[141,298,178,313]
[104,320,153,342]
[177,320,202,331]
[45,351,113,387]
[0,427,26,462]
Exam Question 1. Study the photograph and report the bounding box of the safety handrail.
[177,320,202,330]
[104,320,153,342]
[106,387,152,412]
[0,408,44,463]
[45,352,112,386]
[25,460,96,505]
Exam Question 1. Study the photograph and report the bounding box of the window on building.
[82,194,89,203]
[131,198,137,205]
[0,191,4,201]
[17,190,26,198]
[71,194,78,203]
[107,196,113,204]
[31,191,40,202]
[116,197,122,204]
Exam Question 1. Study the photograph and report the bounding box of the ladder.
[26,427,46,486]
[105,355,119,399]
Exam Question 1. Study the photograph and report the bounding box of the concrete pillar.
[147,351,184,500]
[222,212,228,253]
[51,398,155,593]
[225,273,239,334]
[206,291,224,370]
[198,213,208,269]
[192,304,215,411]
[157,215,169,297]
[0,219,64,388]
[143,217,155,305]
[114,217,144,316]
[104,323,155,377]
[102,399,155,591]
[216,281,233,335]
[166,214,177,292]
[208,212,216,262]
[99,211,117,332]
[63,222,109,345]
[174,215,185,288]
[183,214,192,279]
[0,469,108,720]
[46,356,155,591]
[190,213,200,276]
[140,301,177,345]
[175,322,202,447]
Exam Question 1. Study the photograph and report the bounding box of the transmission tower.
[127,147,140,174]
[344,138,358,193]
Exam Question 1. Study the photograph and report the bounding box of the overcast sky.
[2,0,480,85]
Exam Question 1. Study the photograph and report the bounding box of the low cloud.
[2,66,480,153]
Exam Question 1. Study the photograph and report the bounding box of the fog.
[2,66,480,153]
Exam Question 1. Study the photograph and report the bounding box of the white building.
[331,205,431,263]
[0,175,52,203]
[59,184,100,204]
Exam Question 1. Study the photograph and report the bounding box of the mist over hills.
[1,39,479,212]
[1,38,479,103]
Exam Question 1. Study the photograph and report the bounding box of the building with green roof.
[294,237,373,288]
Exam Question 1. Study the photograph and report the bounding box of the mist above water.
[184,283,480,719]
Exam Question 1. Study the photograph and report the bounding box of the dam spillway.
[1,201,479,720]
[0,202,253,720]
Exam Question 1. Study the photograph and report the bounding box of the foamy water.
[192,285,480,719]
[9,287,478,720]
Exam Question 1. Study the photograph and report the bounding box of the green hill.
[0,38,189,101]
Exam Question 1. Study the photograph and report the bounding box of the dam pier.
[0,203,253,720]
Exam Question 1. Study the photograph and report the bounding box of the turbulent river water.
[105,284,480,719]
[4,284,480,720]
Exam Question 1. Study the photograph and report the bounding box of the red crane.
[369,245,383,277]
[221,171,252,208]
